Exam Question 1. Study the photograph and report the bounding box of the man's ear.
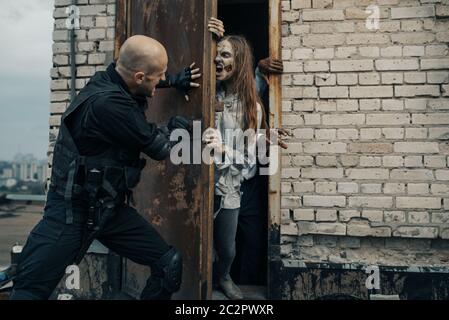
[134,71,145,84]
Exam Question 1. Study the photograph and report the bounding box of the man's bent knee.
[140,247,182,300]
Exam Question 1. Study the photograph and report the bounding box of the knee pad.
[140,247,182,300]
[158,247,182,293]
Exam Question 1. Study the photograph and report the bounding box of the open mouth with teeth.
[216,64,232,76]
[216,64,224,74]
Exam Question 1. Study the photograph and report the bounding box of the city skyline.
[0,153,47,184]
[0,153,47,163]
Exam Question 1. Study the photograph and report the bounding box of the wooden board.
[115,0,216,300]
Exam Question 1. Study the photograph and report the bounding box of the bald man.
[116,35,200,100]
[9,35,199,300]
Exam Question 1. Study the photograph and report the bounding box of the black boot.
[140,276,172,300]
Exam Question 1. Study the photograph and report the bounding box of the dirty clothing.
[213,84,263,212]
[212,84,263,283]
[213,206,240,280]
[255,67,268,98]
[10,63,175,300]
[232,69,269,285]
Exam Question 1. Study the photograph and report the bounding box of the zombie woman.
[203,33,264,300]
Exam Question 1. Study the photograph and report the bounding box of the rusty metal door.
[115,0,216,300]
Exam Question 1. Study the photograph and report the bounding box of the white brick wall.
[49,0,117,298]
[50,0,116,155]
[280,0,449,265]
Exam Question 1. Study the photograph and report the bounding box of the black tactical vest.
[50,70,146,224]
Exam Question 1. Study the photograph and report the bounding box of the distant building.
[1,168,13,179]
[36,164,47,182]
[5,178,17,189]
[10,154,47,182]
[0,178,17,189]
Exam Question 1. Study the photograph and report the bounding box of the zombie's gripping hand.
[256,57,284,87]
[208,17,225,39]
[266,128,291,150]
[167,116,192,134]
[168,63,201,101]
[258,57,284,75]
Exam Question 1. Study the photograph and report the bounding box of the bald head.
[116,35,168,97]
[117,35,168,74]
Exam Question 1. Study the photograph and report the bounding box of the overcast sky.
[0,0,54,161]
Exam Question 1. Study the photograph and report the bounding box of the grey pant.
[214,208,239,280]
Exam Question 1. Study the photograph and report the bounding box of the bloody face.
[215,39,235,82]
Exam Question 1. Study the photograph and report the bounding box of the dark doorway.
[216,0,269,298]
[218,0,269,66]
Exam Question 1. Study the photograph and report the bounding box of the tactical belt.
[50,162,132,224]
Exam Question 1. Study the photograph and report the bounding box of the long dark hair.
[220,35,267,131]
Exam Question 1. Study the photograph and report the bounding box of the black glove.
[167,116,192,133]
[168,67,193,95]
[142,128,171,161]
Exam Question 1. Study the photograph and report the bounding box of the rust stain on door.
[115,0,216,299]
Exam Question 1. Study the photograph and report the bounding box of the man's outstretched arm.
[156,62,202,101]
[90,95,192,161]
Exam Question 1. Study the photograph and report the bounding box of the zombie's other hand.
[203,127,225,154]
[265,128,291,150]
[170,62,201,101]
[208,17,225,39]
[258,57,284,75]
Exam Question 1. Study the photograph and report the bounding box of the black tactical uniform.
[10,63,188,300]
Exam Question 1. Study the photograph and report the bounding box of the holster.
[73,167,127,265]
[74,198,117,265]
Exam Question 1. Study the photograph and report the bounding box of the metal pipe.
[69,0,77,101]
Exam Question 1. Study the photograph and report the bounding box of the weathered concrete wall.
[275,264,449,299]
[52,253,121,300]
[280,0,449,272]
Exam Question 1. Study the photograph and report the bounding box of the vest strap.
[64,156,86,224]
[64,160,76,224]
[102,179,118,199]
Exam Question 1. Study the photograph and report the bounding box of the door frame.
[114,0,216,300]
[201,0,217,300]
[267,0,282,299]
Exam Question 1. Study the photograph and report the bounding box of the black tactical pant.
[10,190,170,300]
[231,174,268,285]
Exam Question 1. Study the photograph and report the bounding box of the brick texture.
[49,0,449,270]
[50,0,116,177]
[280,0,449,260]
